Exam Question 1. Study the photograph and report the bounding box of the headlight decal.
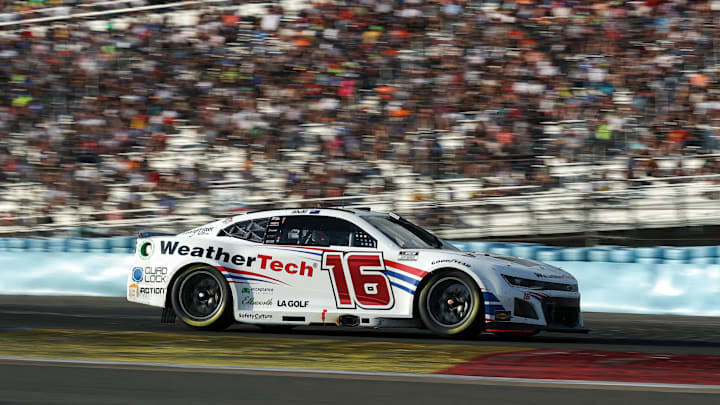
[502,275,578,292]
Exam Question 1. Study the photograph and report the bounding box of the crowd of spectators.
[2,0,720,231]
[0,1,202,22]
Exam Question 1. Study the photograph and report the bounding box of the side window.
[221,217,269,243]
[271,216,376,248]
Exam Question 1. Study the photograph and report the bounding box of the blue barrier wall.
[548,261,720,316]
[1,252,133,297]
[2,238,720,315]
[0,237,137,254]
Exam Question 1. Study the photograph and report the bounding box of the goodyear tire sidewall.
[418,270,483,337]
[171,264,230,328]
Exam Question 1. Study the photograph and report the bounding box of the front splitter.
[486,322,590,334]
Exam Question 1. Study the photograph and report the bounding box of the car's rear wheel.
[171,264,234,331]
[417,270,484,338]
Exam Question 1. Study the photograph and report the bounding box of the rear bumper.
[486,322,590,334]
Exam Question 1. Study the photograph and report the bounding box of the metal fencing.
[2,173,720,241]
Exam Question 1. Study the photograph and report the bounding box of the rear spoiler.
[138,230,176,239]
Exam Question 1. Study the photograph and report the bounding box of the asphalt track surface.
[2,295,720,354]
[1,296,719,404]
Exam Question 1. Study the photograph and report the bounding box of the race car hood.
[413,249,575,282]
[477,252,576,282]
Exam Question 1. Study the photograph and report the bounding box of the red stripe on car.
[385,260,428,278]
[218,267,289,286]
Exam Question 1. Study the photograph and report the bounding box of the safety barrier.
[0,237,137,254]
[449,242,720,265]
[0,252,133,297]
[2,237,720,264]
[2,238,720,316]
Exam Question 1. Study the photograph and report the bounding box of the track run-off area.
[1,296,720,404]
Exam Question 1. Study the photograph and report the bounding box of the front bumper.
[485,286,587,333]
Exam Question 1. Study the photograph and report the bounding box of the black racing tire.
[171,264,234,331]
[417,270,484,338]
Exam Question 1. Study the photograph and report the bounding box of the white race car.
[127,208,587,338]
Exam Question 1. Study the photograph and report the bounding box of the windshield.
[364,215,445,249]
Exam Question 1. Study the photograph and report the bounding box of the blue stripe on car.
[485,304,505,313]
[225,274,278,285]
[385,270,420,286]
[390,282,414,294]
[483,292,500,302]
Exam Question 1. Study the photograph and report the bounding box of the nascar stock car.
[127,208,587,338]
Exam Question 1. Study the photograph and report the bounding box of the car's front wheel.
[417,270,484,338]
[171,264,234,331]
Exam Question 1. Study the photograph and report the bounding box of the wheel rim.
[178,270,223,321]
[426,277,474,328]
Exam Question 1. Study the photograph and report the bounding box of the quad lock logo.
[132,266,168,283]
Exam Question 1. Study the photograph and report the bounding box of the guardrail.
[6,176,720,239]
[2,150,720,238]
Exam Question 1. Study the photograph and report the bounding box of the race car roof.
[214,207,387,228]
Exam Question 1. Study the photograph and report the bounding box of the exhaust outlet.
[338,315,360,327]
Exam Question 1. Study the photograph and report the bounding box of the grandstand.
[1,0,720,243]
